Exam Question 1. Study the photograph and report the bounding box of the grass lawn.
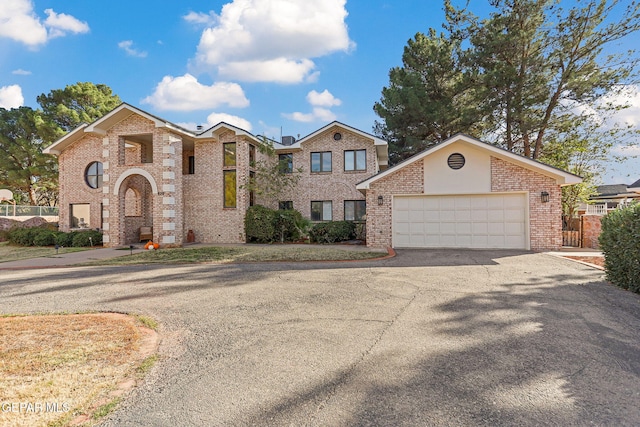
[86,245,387,265]
[0,313,158,427]
[0,241,86,263]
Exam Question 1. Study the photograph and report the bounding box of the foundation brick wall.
[491,157,562,251]
[581,215,602,249]
[366,160,425,248]
[276,127,378,221]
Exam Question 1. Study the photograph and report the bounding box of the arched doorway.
[117,174,154,244]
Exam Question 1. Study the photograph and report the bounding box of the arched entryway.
[114,169,157,245]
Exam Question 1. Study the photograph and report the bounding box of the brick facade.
[51,106,384,248]
[52,106,574,251]
[581,215,602,249]
[366,161,424,248]
[276,126,378,220]
[490,157,562,251]
[360,150,568,251]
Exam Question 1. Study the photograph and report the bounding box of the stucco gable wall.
[491,157,562,251]
[424,141,491,194]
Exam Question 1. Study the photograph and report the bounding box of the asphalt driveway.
[1,249,639,426]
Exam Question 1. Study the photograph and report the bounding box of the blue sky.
[1,0,638,183]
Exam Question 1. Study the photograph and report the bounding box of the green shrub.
[71,230,103,247]
[32,229,58,246]
[55,231,76,247]
[309,221,356,244]
[245,205,310,243]
[599,203,640,293]
[0,230,8,242]
[274,209,310,243]
[245,205,278,243]
[8,227,38,246]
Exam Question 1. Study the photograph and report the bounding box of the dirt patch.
[0,313,159,427]
[563,255,605,268]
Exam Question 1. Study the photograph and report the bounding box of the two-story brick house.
[45,103,579,252]
[44,103,388,248]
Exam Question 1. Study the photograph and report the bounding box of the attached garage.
[393,194,528,249]
[356,134,582,251]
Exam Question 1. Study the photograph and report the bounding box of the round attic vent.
[447,153,465,170]
[333,132,342,141]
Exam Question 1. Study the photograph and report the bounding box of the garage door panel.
[393,194,527,249]
[455,209,471,221]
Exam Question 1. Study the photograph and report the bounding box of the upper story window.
[85,161,103,189]
[188,156,195,174]
[279,153,293,173]
[311,152,332,173]
[223,170,236,208]
[344,150,366,171]
[249,144,256,166]
[224,142,236,166]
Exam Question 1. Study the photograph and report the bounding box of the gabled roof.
[44,103,198,155]
[628,178,640,191]
[274,121,389,166]
[197,121,261,142]
[356,133,582,190]
[595,184,630,197]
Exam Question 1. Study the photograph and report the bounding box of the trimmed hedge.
[7,226,103,247]
[309,221,356,244]
[599,203,640,293]
[245,205,309,243]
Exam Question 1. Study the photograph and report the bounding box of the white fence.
[585,204,608,215]
[0,205,59,217]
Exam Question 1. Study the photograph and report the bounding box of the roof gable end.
[357,134,581,190]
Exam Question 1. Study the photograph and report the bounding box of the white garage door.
[393,194,528,249]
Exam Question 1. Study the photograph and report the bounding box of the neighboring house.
[584,181,640,215]
[356,134,581,251]
[43,103,388,248]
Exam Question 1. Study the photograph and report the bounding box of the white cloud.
[44,8,89,38]
[600,85,640,128]
[177,113,252,132]
[206,112,252,131]
[307,89,341,107]
[0,84,24,108]
[118,40,148,58]
[0,1,88,47]
[12,69,32,75]
[218,58,318,84]
[283,89,341,123]
[142,73,250,111]
[283,107,336,123]
[184,11,219,26]
[612,144,640,156]
[193,0,354,83]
